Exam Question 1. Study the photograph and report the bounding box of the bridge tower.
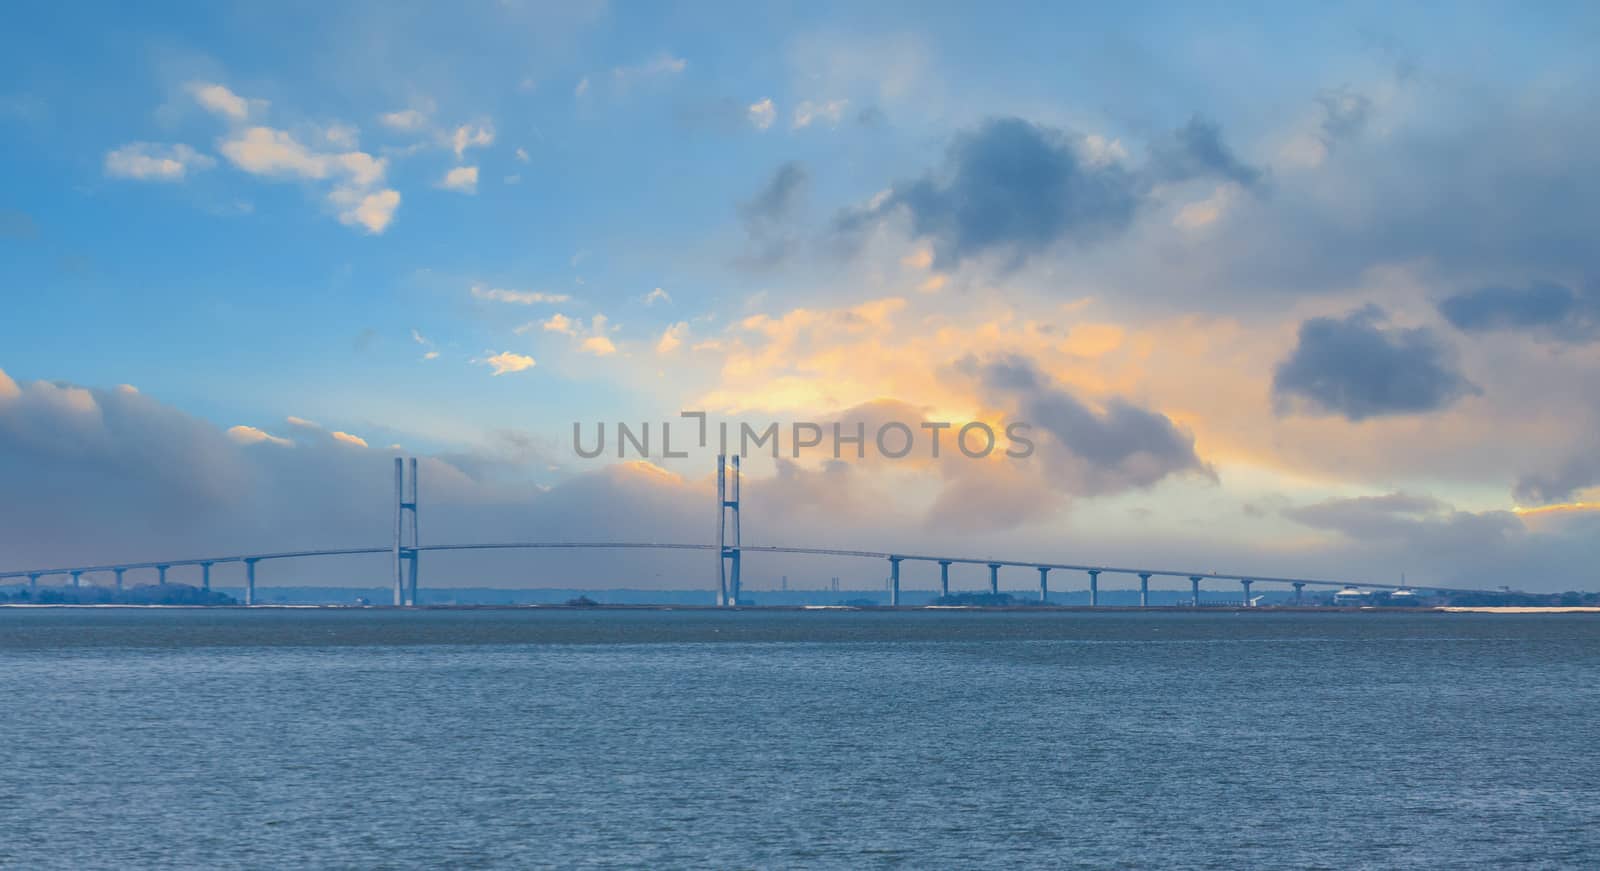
[393,457,420,606]
[716,454,742,606]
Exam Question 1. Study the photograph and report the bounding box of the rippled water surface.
[3,609,1598,869]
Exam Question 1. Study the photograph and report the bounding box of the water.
[2,609,1598,869]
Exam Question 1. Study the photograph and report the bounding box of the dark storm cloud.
[736,161,809,269]
[1272,306,1480,421]
[834,115,1258,270]
[1438,280,1600,343]
[971,354,1213,494]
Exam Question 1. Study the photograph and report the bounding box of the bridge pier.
[1241,579,1253,607]
[157,565,168,585]
[987,563,1000,597]
[201,562,212,592]
[889,557,902,607]
[1139,573,1151,607]
[1088,570,1100,607]
[28,573,39,592]
[1037,567,1050,603]
[244,559,257,606]
[1293,582,1305,605]
[70,570,82,588]
[938,560,951,599]
[1190,575,1202,607]
[114,568,124,592]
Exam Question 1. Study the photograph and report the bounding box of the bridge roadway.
[0,540,1472,595]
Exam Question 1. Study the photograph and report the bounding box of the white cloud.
[472,284,570,304]
[657,321,689,354]
[285,415,320,429]
[219,127,398,234]
[581,336,617,356]
[329,187,400,234]
[450,123,494,158]
[380,108,428,131]
[104,143,215,182]
[187,82,262,121]
[484,351,537,375]
[439,165,479,193]
[748,98,776,131]
[504,174,522,185]
[542,313,576,335]
[423,351,440,360]
[792,99,849,129]
[0,368,21,402]
[574,77,590,97]
[644,287,671,305]
[331,430,368,448]
[227,425,292,447]
[515,147,530,163]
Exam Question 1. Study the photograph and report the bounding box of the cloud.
[738,161,809,268]
[542,313,575,335]
[515,147,530,163]
[834,115,1260,270]
[227,425,292,447]
[218,126,399,233]
[331,431,368,448]
[612,52,687,86]
[285,416,320,429]
[656,321,689,353]
[450,124,494,159]
[471,284,569,304]
[644,287,671,305]
[1272,305,1480,421]
[581,336,617,356]
[835,118,1139,269]
[1514,455,1600,507]
[103,143,215,181]
[574,77,589,97]
[484,351,536,376]
[380,108,428,131]
[748,98,775,131]
[328,187,400,234]
[792,99,848,129]
[1284,491,1521,549]
[1438,281,1600,343]
[187,82,262,121]
[973,354,1214,496]
[1147,116,1263,189]
[412,329,439,361]
[439,165,479,193]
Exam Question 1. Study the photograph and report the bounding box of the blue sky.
[3,1,1599,590]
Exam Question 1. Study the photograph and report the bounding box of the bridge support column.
[157,565,168,585]
[201,562,212,592]
[988,563,1000,597]
[244,559,257,606]
[938,560,951,600]
[1088,570,1100,607]
[28,573,39,593]
[1293,582,1305,605]
[1037,567,1050,603]
[70,570,82,588]
[889,557,902,607]
[1241,579,1253,607]
[1190,576,1202,607]
[114,568,124,592]
[393,457,405,606]
[1139,573,1151,607]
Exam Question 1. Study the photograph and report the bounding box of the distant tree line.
[0,583,237,606]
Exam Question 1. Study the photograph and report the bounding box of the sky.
[2,1,1598,592]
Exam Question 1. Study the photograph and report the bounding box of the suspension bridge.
[0,456,1481,606]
